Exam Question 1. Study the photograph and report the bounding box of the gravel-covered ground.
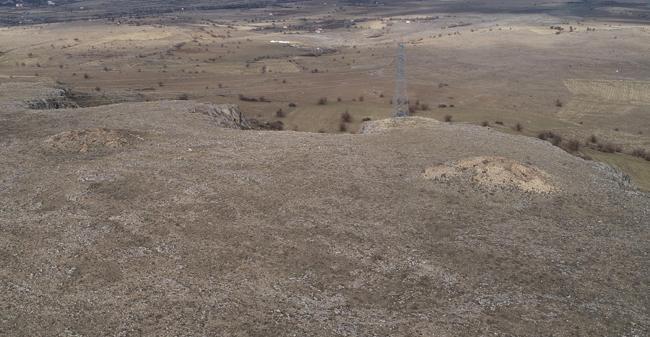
[0,84,648,336]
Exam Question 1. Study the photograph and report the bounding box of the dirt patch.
[565,79,650,104]
[360,117,440,134]
[423,156,557,193]
[43,128,143,154]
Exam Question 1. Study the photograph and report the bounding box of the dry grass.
[630,148,650,161]
[538,131,581,154]
[44,128,141,153]
[596,142,623,153]
[563,139,581,153]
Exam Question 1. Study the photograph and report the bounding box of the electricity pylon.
[393,43,409,117]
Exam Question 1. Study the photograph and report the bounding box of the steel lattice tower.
[393,43,409,117]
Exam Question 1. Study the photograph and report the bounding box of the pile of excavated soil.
[43,128,141,153]
[359,116,440,134]
[423,156,557,193]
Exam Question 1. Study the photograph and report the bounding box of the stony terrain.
[2,0,648,188]
[0,83,648,336]
[1,1,649,335]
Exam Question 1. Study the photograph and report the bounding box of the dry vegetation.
[0,1,646,176]
[0,1,649,335]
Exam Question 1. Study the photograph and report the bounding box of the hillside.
[0,84,648,336]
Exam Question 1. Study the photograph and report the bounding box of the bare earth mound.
[423,156,558,193]
[359,116,440,134]
[44,128,141,153]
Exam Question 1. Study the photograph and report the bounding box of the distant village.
[1,0,58,8]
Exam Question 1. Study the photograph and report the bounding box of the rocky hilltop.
[0,83,648,336]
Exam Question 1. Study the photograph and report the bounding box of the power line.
[393,42,408,117]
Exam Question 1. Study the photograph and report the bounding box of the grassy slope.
[584,148,650,192]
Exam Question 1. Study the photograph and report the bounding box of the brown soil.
[1,97,647,336]
[423,156,558,193]
[359,116,441,134]
[44,128,141,153]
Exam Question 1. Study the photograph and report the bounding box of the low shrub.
[341,111,352,123]
[630,148,646,158]
[538,131,562,146]
[239,94,258,102]
[563,139,581,152]
[268,121,284,131]
[597,142,622,153]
